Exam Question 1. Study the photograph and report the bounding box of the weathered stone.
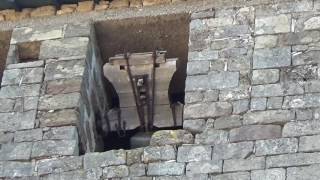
[188,50,218,61]
[219,83,250,101]
[292,50,320,66]
[185,71,239,91]
[214,115,242,129]
[0,132,14,144]
[15,128,43,142]
[287,164,320,180]
[0,142,32,161]
[42,169,86,180]
[186,160,222,176]
[0,98,15,112]
[76,1,94,12]
[44,60,85,81]
[126,148,143,165]
[6,60,44,69]
[184,91,203,103]
[45,78,82,95]
[142,145,176,163]
[150,130,194,146]
[1,67,43,86]
[280,31,320,46]
[37,156,83,175]
[31,140,79,158]
[86,168,103,180]
[39,109,78,127]
[252,83,304,98]
[102,165,129,178]
[0,84,41,98]
[283,94,320,109]
[184,102,232,119]
[177,145,211,162]
[243,110,294,125]
[250,98,267,111]
[252,69,279,85]
[267,97,283,109]
[232,99,249,114]
[299,135,320,152]
[282,64,318,82]
[255,138,298,156]
[305,80,320,93]
[39,37,89,59]
[266,152,320,168]
[64,22,91,38]
[0,110,36,132]
[147,162,185,176]
[84,150,126,169]
[186,61,209,75]
[253,47,291,69]
[283,120,320,137]
[212,141,253,160]
[109,0,129,9]
[129,163,146,177]
[43,126,78,140]
[38,93,80,110]
[203,90,219,102]
[30,5,56,18]
[251,168,286,180]
[191,9,215,20]
[224,157,265,172]
[143,0,171,6]
[212,172,250,180]
[296,109,313,121]
[195,129,228,145]
[255,35,278,49]
[57,4,77,15]
[2,161,33,177]
[230,125,282,142]
[183,119,206,133]
[255,14,291,35]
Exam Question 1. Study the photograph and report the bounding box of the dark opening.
[17,41,41,63]
[0,31,12,86]
[94,13,190,151]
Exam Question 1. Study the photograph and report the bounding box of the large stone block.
[0,98,15,112]
[39,37,89,59]
[126,148,143,165]
[266,152,320,168]
[283,120,320,137]
[252,69,279,85]
[195,129,228,145]
[43,126,78,141]
[0,142,32,161]
[253,47,291,69]
[186,160,222,176]
[224,157,265,172]
[36,156,83,175]
[2,161,33,177]
[0,84,41,98]
[255,138,298,156]
[45,78,82,95]
[0,110,36,132]
[251,168,286,180]
[212,172,250,180]
[184,102,232,119]
[84,150,126,169]
[1,67,43,86]
[177,145,211,162]
[39,109,78,127]
[31,140,79,158]
[102,165,129,178]
[44,60,85,81]
[14,128,43,142]
[129,163,146,177]
[186,61,209,75]
[183,119,206,133]
[252,83,304,98]
[214,115,242,129]
[255,14,291,35]
[212,141,253,160]
[150,130,194,146]
[299,135,320,152]
[243,110,294,125]
[147,162,185,176]
[64,23,91,38]
[287,164,320,180]
[255,35,278,49]
[38,93,80,110]
[142,145,176,163]
[230,125,282,142]
[283,94,320,109]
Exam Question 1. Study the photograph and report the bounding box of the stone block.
[224,157,265,172]
[126,148,143,165]
[212,141,253,160]
[14,129,43,142]
[252,69,279,85]
[84,150,126,169]
[183,119,206,133]
[252,83,304,98]
[305,80,320,93]
[266,152,320,168]
[203,90,219,102]
[38,93,80,111]
[57,4,77,15]
[64,22,91,38]
[0,132,14,144]
[232,99,249,114]
[191,9,215,20]
[6,60,44,69]
[251,168,286,180]
[250,98,267,111]
[147,162,185,176]
[0,142,32,161]
[267,97,283,109]
[283,120,320,137]
[230,125,282,142]
[299,135,320,152]
[86,168,102,180]
[292,50,320,66]
[0,84,41,98]
[0,110,36,132]
[0,98,15,112]
[43,169,86,179]
[255,35,278,49]
[45,78,82,95]
[214,115,242,129]
[212,172,250,180]
[143,0,171,6]
[186,61,209,75]
[195,129,228,145]
[287,164,320,180]
[39,109,78,127]
[255,14,291,35]
[102,165,129,178]
[283,94,320,109]
[30,6,56,18]
[44,59,85,81]
[109,0,129,9]
[296,109,313,121]
[184,102,232,119]
[31,140,79,158]
[243,110,294,125]
[76,1,94,12]
[1,67,43,86]
[2,161,33,177]
[142,145,176,163]
[11,26,63,44]
[36,156,83,175]
[177,145,211,162]
[255,138,298,156]
[150,130,194,146]
[253,47,291,69]
[39,37,89,59]
[186,160,222,176]
[184,91,203,103]
[129,163,146,177]
[188,50,218,61]
[43,126,78,141]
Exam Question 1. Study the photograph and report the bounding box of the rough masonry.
[0,0,320,179]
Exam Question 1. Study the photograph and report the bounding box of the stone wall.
[0,0,320,179]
